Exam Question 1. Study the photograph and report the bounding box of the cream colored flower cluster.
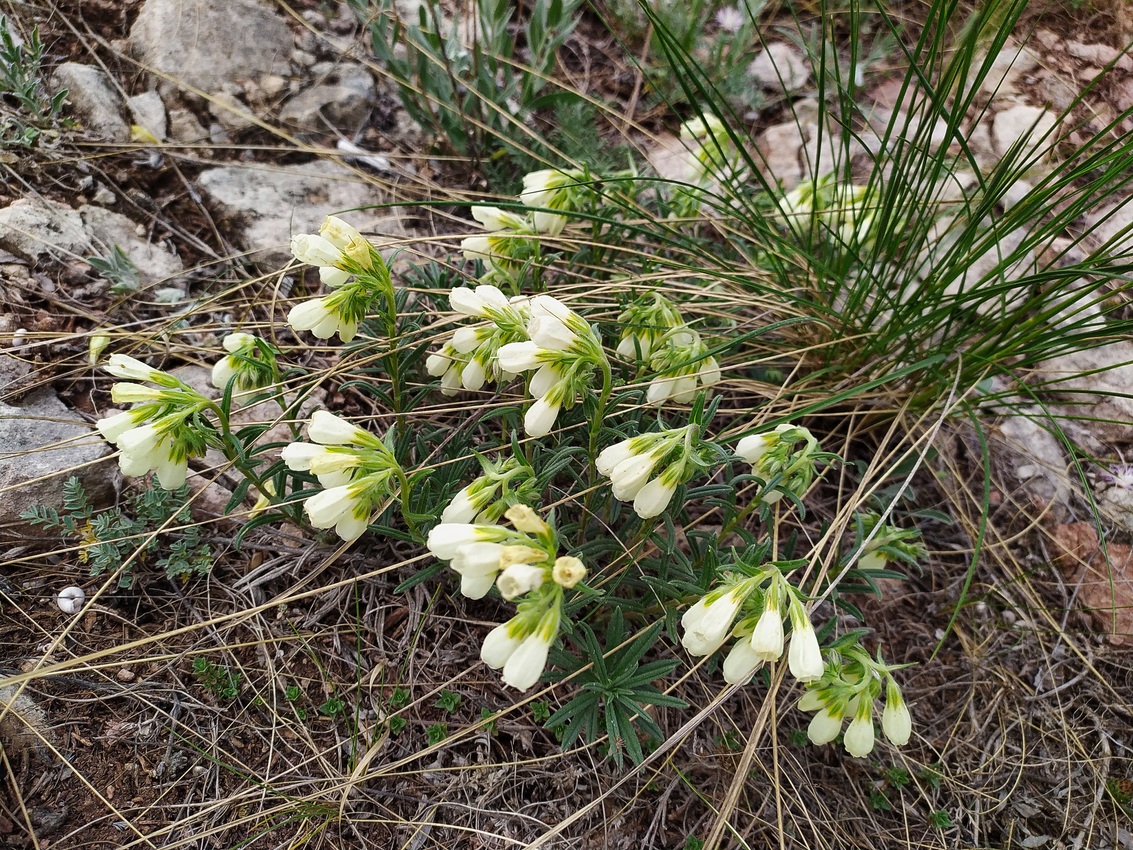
[427,505,586,691]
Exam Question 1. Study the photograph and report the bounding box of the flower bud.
[505,505,549,535]
[881,679,912,746]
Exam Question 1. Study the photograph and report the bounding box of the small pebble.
[117,668,136,683]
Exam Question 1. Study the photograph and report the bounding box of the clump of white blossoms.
[460,207,538,281]
[797,642,913,758]
[615,292,685,363]
[520,168,589,236]
[281,411,406,543]
[680,561,825,684]
[778,174,880,247]
[209,332,278,392]
[441,454,540,524]
[427,505,587,691]
[96,354,219,489]
[850,511,926,574]
[645,327,721,405]
[425,284,531,395]
[735,422,823,504]
[287,216,395,343]
[496,295,611,437]
[596,424,719,519]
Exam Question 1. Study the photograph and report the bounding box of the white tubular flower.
[681,582,752,656]
[504,630,553,691]
[116,423,163,463]
[291,233,351,288]
[441,486,480,524]
[461,358,487,391]
[496,562,546,600]
[450,284,509,317]
[787,601,825,682]
[304,485,369,540]
[96,410,141,443]
[105,353,155,381]
[481,621,526,669]
[529,363,562,398]
[552,556,586,588]
[524,397,561,438]
[287,297,357,342]
[735,423,794,466]
[497,341,543,373]
[722,638,764,684]
[607,453,659,501]
[308,410,367,445]
[471,206,526,232]
[797,688,824,712]
[633,476,677,519]
[426,523,506,560]
[319,215,372,265]
[154,453,188,490]
[460,234,493,262]
[882,679,912,746]
[211,356,237,390]
[520,168,584,236]
[843,701,875,758]
[807,706,845,746]
[283,443,359,488]
[595,440,636,476]
[751,604,785,662]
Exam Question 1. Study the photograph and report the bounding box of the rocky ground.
[2,0,1133,847]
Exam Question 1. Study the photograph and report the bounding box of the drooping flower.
[615,292,685,363]
[596,424,717,519]
[495,295,609,437]
[96,355,215,489]
[681,579,757,656]
[441,454,538,524]
[290,215,376,288]
[881,677,912,746]
[427,286,531,396]
[842,698,876,758]
[734,423,822,504]
[786,597,824,682]
[460,207,537,278]
[283,412,404,542]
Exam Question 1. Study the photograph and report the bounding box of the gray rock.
[207,90,256,134]
[991,105,1058,163]
[279,63,377,132]
[129,0,293,94]
[196,159,400,264]
[980,40,1041,97]
[167,107,209,143]
[748,43,811,94]
[50,63,130,143]
[126,91,168,140]
[80,206,184,285]
[0,389,116,538]
[1034,342,1133,449]
[991,409,1074,517]
[0,199,87,262]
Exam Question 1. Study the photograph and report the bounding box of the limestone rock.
[990,410,1074,518]
[990,105,1058,162]
[196,159,400,264]
[279,63,377,132]
[167,107,209,143]
[51,63,130,143]
[129,0,293,94]
[1033,342,1133,449]
[980,40,1041,98]
[126,91,168,140]
[0,199,87,263]
[0,389,116,538]
[748,42,811,95]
